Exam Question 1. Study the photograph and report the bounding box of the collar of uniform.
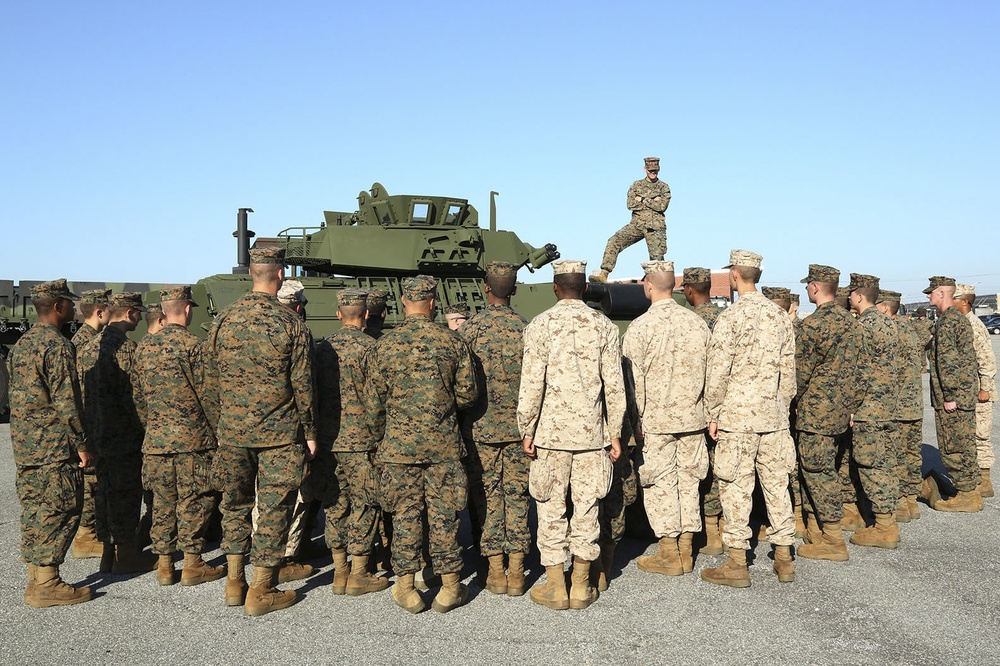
[340,323,363,331]
[815,301,837,311]
[162,323,186,332]
[249,290,279,302]
[860,307,879,320]
[405,313,432,322]
[650,299,678,311]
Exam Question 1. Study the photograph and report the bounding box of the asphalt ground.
[0,338,998,665]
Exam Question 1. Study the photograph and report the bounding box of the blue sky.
[3,2,998,307]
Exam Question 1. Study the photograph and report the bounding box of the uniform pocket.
[713,434,742,483]
[528,450,560,502]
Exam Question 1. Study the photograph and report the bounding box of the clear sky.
[3,2,998,308]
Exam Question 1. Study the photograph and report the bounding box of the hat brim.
[922,286,934,294]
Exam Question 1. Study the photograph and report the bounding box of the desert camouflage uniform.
[204,291,315,567]
[518,299,626,565]
[600,178,671,273]
[8,323,89,565]
[892,317,925,499]
[315,324,381,556]
[624,298,710,538]
[930,308,979,492]
[459,304,531,557]
[966,312,996,469]
[365,313,478,576]
[795,302,862,524]
[134,323,218,555]
[71,324,101,537]
[705,293,796,550]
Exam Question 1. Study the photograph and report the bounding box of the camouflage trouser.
[463,444,485,550]
[215,443,304,567]
[600,220,666,273]
[895,419,923,498]
[16,461,83,566]
[530,447,612,566]
[319,450,382,556]
[143,449,216,555]
[837,430,857,504]
[79,467,98,531]
[469,441,531,557]
[934,408,978,492]
[850,421,898,514]
[700,437,722,517]
[976,401,995,469]
[716,430,795,550]
[637,432,708,538]
[379,460,466,576]
[797,431,846,524]
[96,451,144,545]
[599,446,636,546]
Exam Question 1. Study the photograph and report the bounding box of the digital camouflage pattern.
[309,450,381,555]
[71,323,99,352]
[600,448,636,546]
[891,317,925,498]
[930,307,980,491]
[718,431,796,549]
[966,312,997,469]
[854,307,901,422]
[142,450,215,555]
[638,432,708,538]
[315,324,376,451]
[694,303,722,332]
[15,463,83,566]
[465,442,531,556]
[71,327,101,535]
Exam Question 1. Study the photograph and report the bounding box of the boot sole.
[244,598,297,616]
[71,549,103,559]
[848,539,899,549]
[797,551,849,562]
[773,568,795,583]
[569,599,595,610]
[636,561,684,576]
[181,572,226,586]
[529,595,569,610]
[157,575,176,586]
[506,586,526,597]
[225,595,246,606]
[486,584,508,595]
[331,585,347,595]
[345,584,389,597]
[700,546,724,556]
[25,592,93,608]
[431,599,467,613]
[699,573,751,588]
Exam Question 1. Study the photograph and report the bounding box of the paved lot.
[0,339,998,665]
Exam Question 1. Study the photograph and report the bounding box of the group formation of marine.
[6,157,996,615]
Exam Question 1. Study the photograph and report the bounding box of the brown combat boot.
[485,554,507,595]
[278,557,315,585]
[772,545,795,583]
[392,573,426,613]
[700,548,751,588]
[920,476,942,506]
[637,537,684,576]
[803,513,822,545]
[112,543,158,574]
[841,503,866,532]
[850,512,900,549]
[702,514,724,555]
[328,548,349,594]
[181,552,225,587]
[907,495,921,520]
[24,564,93,609]
[345,555,389,597]
[933,489,984,513]
[530,564,569,610]
[569,557,598,610]
[589,269,609,284]
[71,525,104,559]
[797,520,849,561]
[156,554,175,586]
[678,533,694,573]
[894,498,911,524]
[506,552,526,596]
[431,572,469,613]
[978,469,994,499]
[594,543,615,591]
[224,554,248,606]
[244,565,297,617]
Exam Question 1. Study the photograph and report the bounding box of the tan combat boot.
[793,506,806,540]
[678,533,694,573]
[702,514,724,555]
[636,537,684,576]
[328,548,349,594]
[156,554,175,586]
[431,572,469,613]
[569,557,598,610]
[345,554,389,597]
[772,545,795,583]
[797,520,849,561]
[978,469,994,499]
[920,476,942,507]
[894,498,911,524]
[24,564,93,608]
[907,495,921,520]
[589,269,609,284]
[112,543,158,574]
[700,547,751,588]
[803,512,822,545]
[224,553,248,606]
[71,525,104,559]
[485,554,507,595]
[392,573,426,614]
[181,553,225,586]
[244,565,297,617]
[933,489,984,513]
[850,512,900,549]
[841,503,866,532]
[594,543,615,591]
[529,564,569,610]
[506,552,526,597]
[278,557,315,585]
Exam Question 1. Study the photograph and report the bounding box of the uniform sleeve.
[621,323,646,428]
[517,322,548,439]
[705,313,735,423]
[454,339,479,412]
[626,182,642,211]
[193,339,219,432]
[290,322,316,441]
[971,319,997,393]
[363,345,387,442]
[202,317,222,432]
[646,182,671,213]
[601,322,627,439]
[50,342,89,454]
[779,318,796,407]
[795,318,819,400]
[133,350,148,429]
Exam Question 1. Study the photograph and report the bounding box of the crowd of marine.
[6,158,996,616]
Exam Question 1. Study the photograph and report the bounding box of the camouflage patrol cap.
[109,292,147,312]
[337,288,368,307]
[800,264,840,284]
[847,273,880,291]
[681,267,711,285]
[444,302,469,316]
[722,249,762,269]
[953,283,975,298]
[80,288,111,305]
[922,275,956,294]
[552,260,587,275]
[915,306,928,317]
[644,157,660,171]
[762,286,791,300]
[402,275,437,301]
[145,303,163,315]
[790,293,800,305]
[160,285,198,306]
[366,289,388,311]
[835,287,851,300]
[30,278,78,302]
[641,260,674,274]
[248,247,286,266]
[877,290,902,304]
[277,279,306,305]
[485,261,517,278]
